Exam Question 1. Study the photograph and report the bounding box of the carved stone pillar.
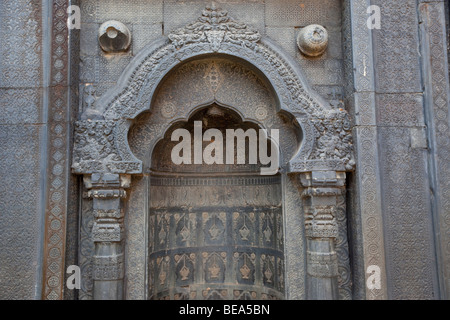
[300,171,346,300]
[84,173,130,300]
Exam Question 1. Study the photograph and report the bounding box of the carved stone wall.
[419,0,450,299]
[0,0,80,300]
[148,176,284,300]
[85,56,308,300]
[75,0,355,298]
[1,0,448,301]
[343,0,447,300]
[79,0,345,111]
[372,0,439,300]
[0,1,44,299]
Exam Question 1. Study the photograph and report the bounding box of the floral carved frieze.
[73,120,142,174]
[168,4,261,51]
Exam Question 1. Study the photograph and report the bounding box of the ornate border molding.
[42,0,79,300]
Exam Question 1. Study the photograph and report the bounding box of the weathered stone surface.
[98,21,132,53]
[80,23,100,56]
[164,1,265,36]
[265,0,341,28]
[0,0,45,300]
[0,125,43,299]
[0,88,43,125]
[0,1,43,88]
[1,0,448,301]
[378,127,439,299]
[372,0,422,93]
[376,94,425,127]
[41,0,80,301]
[265,27,297,58]
[132,23,163,53]
[75,5,354,175]
[419,1,450,299]
[97,0,163,25]
[297,24,329,57]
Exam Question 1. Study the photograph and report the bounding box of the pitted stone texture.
[0,88,43,125]
[80,54,133,90]
[80,23,101,56]
[80,55,97,83]
[342,0,386,300]
[97,0,163,25]
[80,0,98,23]
[319,27,343,59]
[0,0,45,301]
[285,4,344,97]
[376,94,425,127]
[372,0,422,93]
[265,0,341,28]
[0,125,43,299]
[419,1,450,299]
[75,4,354,174]
[297,59,344,86]
[132,24,163,53]
[164,1,265,35]
[0,0,42,88]
[97,54,134,85]
[79,0,163,96]
[266,27,297,58]
[379,127,438,299]
[78,0,344,110]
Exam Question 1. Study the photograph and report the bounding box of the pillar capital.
[299,171,346,188]
[83,173,131,190]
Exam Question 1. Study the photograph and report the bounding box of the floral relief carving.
[168,4,261,51]
[72,5,355,175]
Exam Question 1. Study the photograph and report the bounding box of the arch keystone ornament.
[72,4,355,300]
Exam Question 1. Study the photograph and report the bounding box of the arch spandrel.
[72,5,355,175]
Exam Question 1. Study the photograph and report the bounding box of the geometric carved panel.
[148,177,284,300]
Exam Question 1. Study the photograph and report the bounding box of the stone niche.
[127,57,301,300]
[148,106,285,300]
[75,2,354,301]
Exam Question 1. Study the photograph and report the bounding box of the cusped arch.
[128,55,300,173]
[72,5,354,175]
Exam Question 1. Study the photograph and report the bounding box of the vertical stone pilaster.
[371,0,438,299]
[419,0,450,299]
[300,171,346,300]
[343,0,388,300]
[84,173,130,300]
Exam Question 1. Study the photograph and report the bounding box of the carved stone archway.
[72,5,354,300]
